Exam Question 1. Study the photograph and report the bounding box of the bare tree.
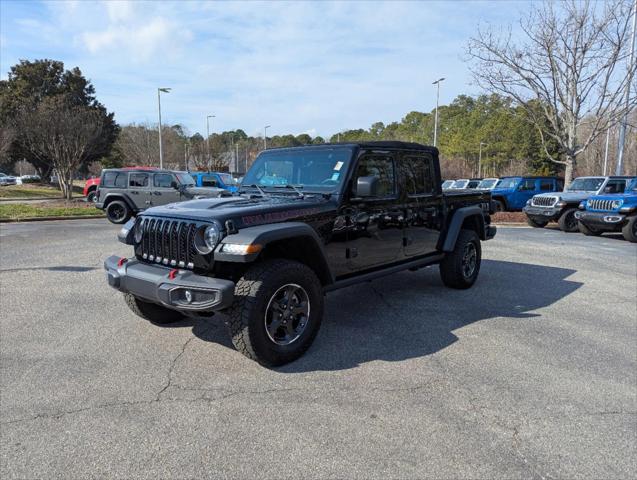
[15,97,105,199]
[467,0,637,184]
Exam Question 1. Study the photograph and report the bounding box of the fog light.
[184,290,193,304]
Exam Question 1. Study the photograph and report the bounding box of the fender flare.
[441,206,485,252]
[214,222,334,284]
[101,193,136,213]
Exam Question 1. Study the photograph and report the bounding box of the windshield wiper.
[243,184,269,197]
[273,184,305,198]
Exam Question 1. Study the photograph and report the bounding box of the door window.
[154,174,174,188]
[540,180,553,191]
[201,176,218,187]
[403,155,435,195]
[518,179,536,191]
[354,155,396,197]
[604,180,626,193]
[129,173,149,187]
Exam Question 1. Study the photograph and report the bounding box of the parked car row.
[0,173,42,186]
[523,176,637,242]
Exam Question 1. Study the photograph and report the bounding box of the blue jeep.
[524,176,635,232]
[190,172,239,193]
[491,176,563,212]
[575,177,637,242]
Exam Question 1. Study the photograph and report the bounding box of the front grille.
[139,218,198,269]
[588,199,616,211]
[532,196,557,207]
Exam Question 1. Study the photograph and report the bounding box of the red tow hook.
[117,257,128,267]
[168,269,179,280]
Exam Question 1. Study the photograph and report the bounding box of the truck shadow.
[188,259,582,371]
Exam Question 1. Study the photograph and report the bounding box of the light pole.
[603,127,611,175]
[616,0,637,175]
[157,87,171,169]
[206,114,215,170]
[432,77,445,147]
[229,133,235,172]
[264,125,271,150]
[478,142,488,177]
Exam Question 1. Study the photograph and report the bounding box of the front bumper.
[523,205,562,220]
[486,225,497,239]
[104,255,235,312]
[574,211,627,229]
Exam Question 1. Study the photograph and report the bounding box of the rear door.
[151,173,180,206]
[128,172,151,210]
[401,153,440,257]
[511,178,537,209]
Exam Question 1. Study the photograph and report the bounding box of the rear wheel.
[86,190,96,203]
[439,229,481,289]
[526,217,548,228]
[226,259,324,367]
[622,217,637,243]
[558,208,578,232]
[493,200,505,212]
[106,200,131,224]
[578,221,602,237]
[124,293,184,324]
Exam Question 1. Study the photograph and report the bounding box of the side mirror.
[356,176,379,197]
[170,180,179,190]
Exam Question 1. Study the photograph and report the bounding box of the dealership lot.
[1,220,635,479]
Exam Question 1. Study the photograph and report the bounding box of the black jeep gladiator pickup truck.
[105,142,496,366]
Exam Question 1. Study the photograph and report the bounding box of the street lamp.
[616,0,637,175]
[432,78,445,147]
[157,87,171,169]
[264,125,271,150]
[478,142,488,177]
[206,114,215,170]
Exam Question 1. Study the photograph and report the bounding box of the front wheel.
[439,229,482,289]
[526,217,548,228]
[578,221,602,237]
[226,259,324,367]
[86,190,96,203]
[124,293,184,324]
[622,217,637,243]
[558,208,579,232]
[493,200,505,212]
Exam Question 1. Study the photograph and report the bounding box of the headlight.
[579,201,586,210]
[526,199,531,206]
[555,200,567,207]
[194,223,221,254]
[611,200,622,210]
[134,218,144,243]
[620,206,636,213]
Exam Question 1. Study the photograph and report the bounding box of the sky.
[0,0,530,139]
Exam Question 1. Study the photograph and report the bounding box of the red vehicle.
[84,166,158,202]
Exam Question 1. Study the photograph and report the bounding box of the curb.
[0,215,105,223]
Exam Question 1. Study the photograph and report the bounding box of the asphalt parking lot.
[1,219,635,479]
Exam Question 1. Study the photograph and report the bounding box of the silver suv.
[95,169,230,224]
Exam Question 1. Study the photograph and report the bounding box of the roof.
[265,141,438,153]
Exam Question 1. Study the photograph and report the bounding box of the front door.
[128,172,152,210]
[511,178,537,209]
[151,173,181,206]
[401,153,440,257]
[345,152,404,273]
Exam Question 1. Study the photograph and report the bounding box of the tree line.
[1,1,635,195]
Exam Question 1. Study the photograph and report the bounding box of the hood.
[534,191,594,202]
[591,192,637,203]
[140,194,335,227]
[184,186,228,197]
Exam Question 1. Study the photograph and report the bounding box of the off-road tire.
[526,217,548,228]
[86,190,96,203]
[558,208,579,232]
[493,199,505,212]
[439,229,481,289]
[622,216,637,243]
[106,200,131,224]
[578,221,602,237]
[124,293,184,324]
[226,259,324,367]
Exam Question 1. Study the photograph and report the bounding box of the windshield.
[628,179,637,192]
[452,180,469,189]
[567,177,604,192]
[478,179,498,189]
[442,180,454,189]
[496,178,519,189]
[219,173,238,185]
[176,173,196,186]
[242,147,354,192]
